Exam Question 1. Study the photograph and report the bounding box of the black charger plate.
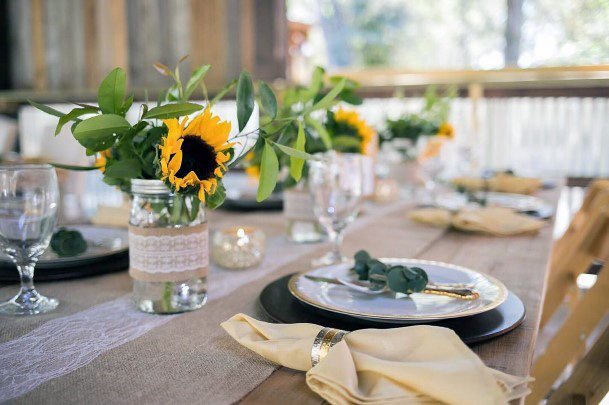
[0,252,129,282]
[259,274,526,345]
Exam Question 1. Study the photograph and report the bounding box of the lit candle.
[211,226,265,269]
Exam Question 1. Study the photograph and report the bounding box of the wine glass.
[0,164,59,315]
[308,152,363,266]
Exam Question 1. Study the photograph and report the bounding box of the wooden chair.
[541,180,609,328]
[529,206,609,404]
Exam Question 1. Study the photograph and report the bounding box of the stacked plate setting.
[288,259,508,324]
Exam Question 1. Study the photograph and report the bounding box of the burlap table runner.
[0,185,560,404]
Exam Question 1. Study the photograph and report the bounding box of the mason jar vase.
[129,179,208,314]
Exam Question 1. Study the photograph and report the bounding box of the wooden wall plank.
[97,0,128,80]
[30,0,47,90]
[82,0,99,87]
[191,0,228,86]
[8,0,34,89]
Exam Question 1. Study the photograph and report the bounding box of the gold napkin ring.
[311,327,349,367]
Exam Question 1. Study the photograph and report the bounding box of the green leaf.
[339,89,363,105]
[104,158,142,179]
[258,81,277,119]
[121,94,134,115]
[237,71,255,132]
[72,114,130,151]
[310,66,325,95]
[256,141,279,202]
[143,102,203,120]
[49,162,102,171]
[206,181,226,209]
[98,68,126,114]
[28,100,64,118]
[332,135,362,153]
[184,65,211,100]
[272,141,316,161]
[211,78,238,105]
[329,75,359,90]
[55,107,98,135]
[305,116,332,150]
[289,122,306,181]
[309,78,345,112]
[74,102,100,110]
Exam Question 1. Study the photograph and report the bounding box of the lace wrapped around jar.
[129,179,208,314]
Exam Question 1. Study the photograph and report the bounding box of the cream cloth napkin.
[221,314,531,405]
[409,207,545,236]
[452,174,541,195]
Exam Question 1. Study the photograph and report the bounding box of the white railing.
[356,97,609,177]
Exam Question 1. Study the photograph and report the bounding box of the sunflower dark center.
[175,135,218,180]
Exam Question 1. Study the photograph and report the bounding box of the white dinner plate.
[289,258,508,323]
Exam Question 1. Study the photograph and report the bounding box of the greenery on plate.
[351,250,428,294]
[50,228,87,257]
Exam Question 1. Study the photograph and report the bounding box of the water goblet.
[0,164,59,315]
[308,152,364,267]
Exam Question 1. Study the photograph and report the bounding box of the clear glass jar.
[129,179,208,314]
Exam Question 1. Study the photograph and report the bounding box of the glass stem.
[16,261,40,305]
[329,228,344,260]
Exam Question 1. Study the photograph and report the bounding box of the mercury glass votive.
[211,226,266,269]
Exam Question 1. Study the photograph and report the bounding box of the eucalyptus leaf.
[28,100,64,118]
[143,102,203,120]
[98,68,126,114]
[289,121,306,181]
[104,158,143,179]
[258,81,277,119]
[256,141,279,202]
[236,71,254,132]
[73,114,130,151]
[55,107,98,135]
[184,65,211,100]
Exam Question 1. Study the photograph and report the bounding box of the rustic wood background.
[6,0,287,91]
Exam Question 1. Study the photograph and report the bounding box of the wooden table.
[0,186,561,404]
[241,186,561,404]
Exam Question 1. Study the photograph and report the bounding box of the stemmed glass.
[0,164,59,315]
[308,152,363,266]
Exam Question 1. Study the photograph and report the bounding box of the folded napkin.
[452,173,541,195]
[409,207,545,236]
[221,314,531,405]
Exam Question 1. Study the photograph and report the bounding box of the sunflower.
[437,122,455,139]
[159,107,233,202]
[95,149,112,173]
[332,108,376,154]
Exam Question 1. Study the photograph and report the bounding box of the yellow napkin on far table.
[221,314,531,405]
[452,173,542,195]
[409,207,545,236]
[91,204,131,228]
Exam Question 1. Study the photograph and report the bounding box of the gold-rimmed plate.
[288,258,508,323]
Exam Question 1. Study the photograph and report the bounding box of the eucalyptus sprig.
[351,250,428,295]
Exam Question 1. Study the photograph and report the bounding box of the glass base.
[133,277,208,314]
[311,251,348,267]
[0,294,59,315]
